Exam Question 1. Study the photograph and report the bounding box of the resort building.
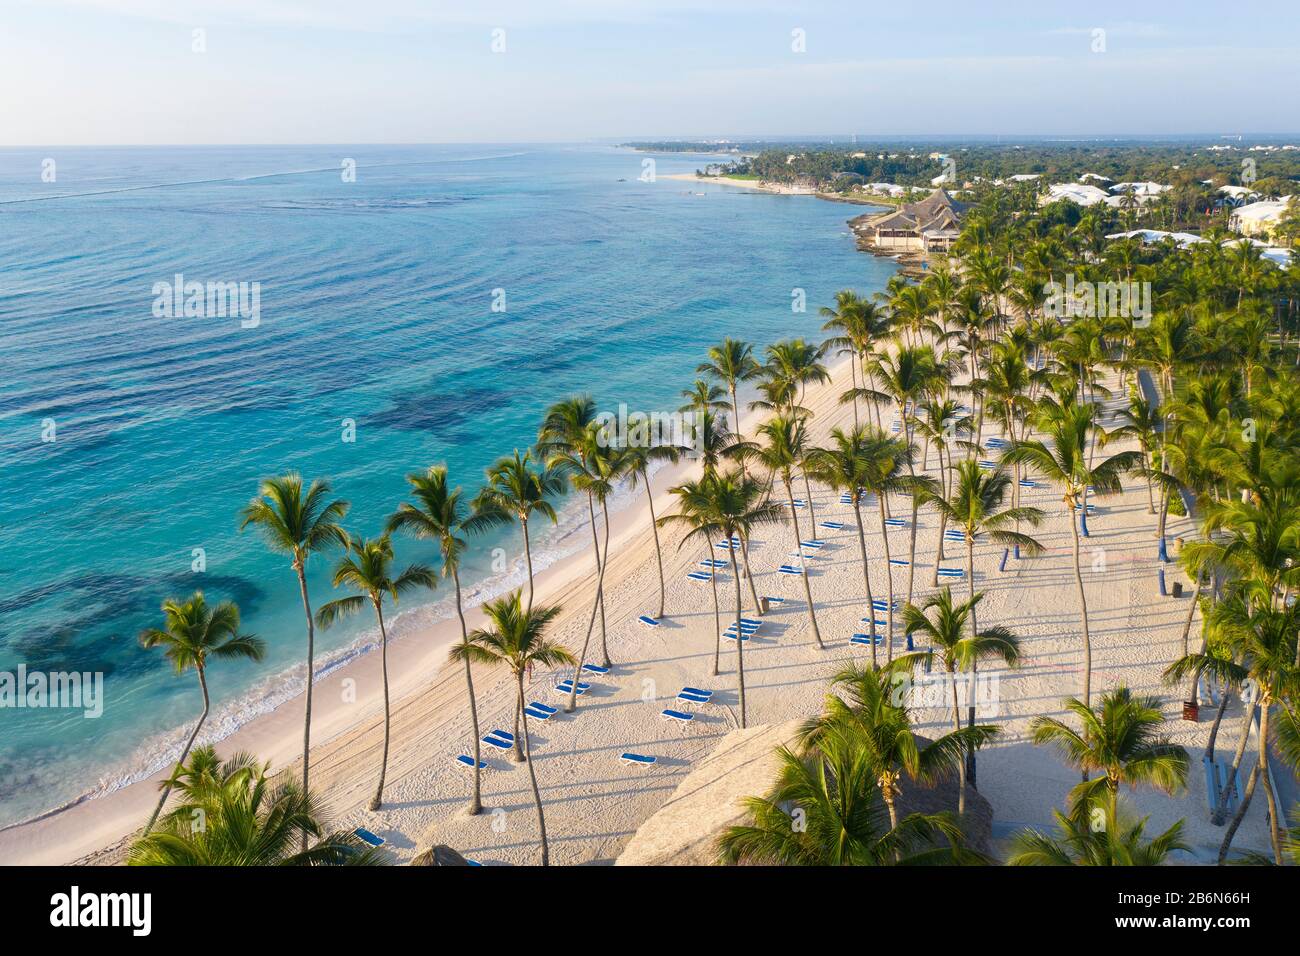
[1042,182,1111,206]
[1229,198,1293,239]
[859,188,968,252]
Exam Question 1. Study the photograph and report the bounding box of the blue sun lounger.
[1071,503,1098,513]
[681,686,713,698]
[687,571,713,582]
[529,701,558,714]
[986,437,1008,448]
[1019,479,1037,488]
[800,540,826,550]
[889,558,910,567]
[944,528,969,542]
[777,564,803,575]
[861,616,888,627]
[555,680,589,696]
[661,708,694,726]
[820,521,846,531]
[582,662,610,674]
[621,752,657,766]
[852,633,883,646]
[482,731,514,750]
[722,631,752,642]
[871,598,897,611]
[525,705,552,721]
[791,498,806,508]
[936,567,964,578]
[739,617,761,627]
[677,691,710,705]
[764,595,786,604]
[354,828,385,848]
[638,615,661,628]
[455,755,488,769]
[978,460,998,470]
[701,558,728,568]
[884,517,907,528]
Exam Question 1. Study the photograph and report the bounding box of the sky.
[1,0,1298,145]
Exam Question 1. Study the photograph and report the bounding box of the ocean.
[0,143,894,827]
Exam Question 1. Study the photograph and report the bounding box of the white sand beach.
[0,344,1276,866]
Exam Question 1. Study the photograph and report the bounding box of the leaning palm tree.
[238,473,349,816]
[472,449,563,612]
[138,592,266,833]
[1029,687,1189,832]
[315,534,436,810]
[455,592,574,866]
[129,746,382,866]
[1004,401,1141,707]
[660,477,727,676]
[902,587,1018,814]
[387,465,487,814]
[717,728,981,865]
[659,469,784,727]
[1008,807,1188,866]
[741,415,824,649]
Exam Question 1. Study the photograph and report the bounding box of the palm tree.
[716,731,980,865]
[698,337,761,443]
[387,465,487,814]
[1008,808,1188,866]
[902,587,1018,814]
[660,477,728,676]
[238,473,349,818]
[742,415,824,648]
[807,425,885,664]
[472,449,563,612]
[857,430,916,664]
[128,746,381,866]
[659,469,784,727]
[801,659,992,832]
[623,441,682,620]
[315,534,436,810]
[1029,687,1189,831]
[455,592,575,865]
[138,592,266,833]
[870,345,942,604]
[1004,401,1141,707]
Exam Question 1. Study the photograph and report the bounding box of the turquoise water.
[0,144,894,827]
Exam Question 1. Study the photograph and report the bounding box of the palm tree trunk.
[801,470,818,528]
[645,470,667,619]
[1257,701,1284,864]
[728,543,747,728]
[295,563,315,851]
[877,497,896,665]
[852,499,878,669]
[567,527,609,714]
[369,601,391,811]
[521,516,535,614]
[144,666,210,833]
[1212,697,1257,825]
[739,536,762,615]
[966,535,978,786]
[1069,506,1092,709]
[452,567,482,814]
[1218,762,1261,864]
[707,546,722,676]
[517,675,550,866]
[598,504,613,666]
[786,479,823,648]
[951,663,966,816]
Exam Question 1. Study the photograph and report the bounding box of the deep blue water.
[0,144,894,826]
